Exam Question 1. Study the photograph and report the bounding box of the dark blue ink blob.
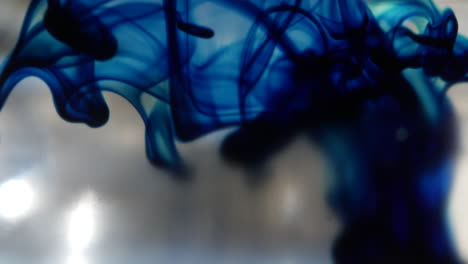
[44,0,118,61]
[0,0,467,263]
[176,19,214,39]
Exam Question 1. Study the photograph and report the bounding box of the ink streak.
[177,21,214,39]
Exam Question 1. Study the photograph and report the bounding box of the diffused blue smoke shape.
[0,0,467,263]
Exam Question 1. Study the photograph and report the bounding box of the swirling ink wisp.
[0,0,467,263]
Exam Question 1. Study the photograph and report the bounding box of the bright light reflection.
[0,178,35,221]
[281,184,301,223]
[449,158,468,261]
[67,254,89,264]
[67,193,96,252]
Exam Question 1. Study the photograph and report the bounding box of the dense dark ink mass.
[44,0,118,60]
[0,0,467,263]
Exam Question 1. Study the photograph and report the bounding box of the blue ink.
[0,0,466,262]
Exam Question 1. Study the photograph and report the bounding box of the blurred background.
[0,0,466,263]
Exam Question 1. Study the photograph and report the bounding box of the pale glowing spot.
[449,157,468,261]
[281,184,301,222]
[0,178,35,221]
[67,193,96,252]
[67,254,89,264]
